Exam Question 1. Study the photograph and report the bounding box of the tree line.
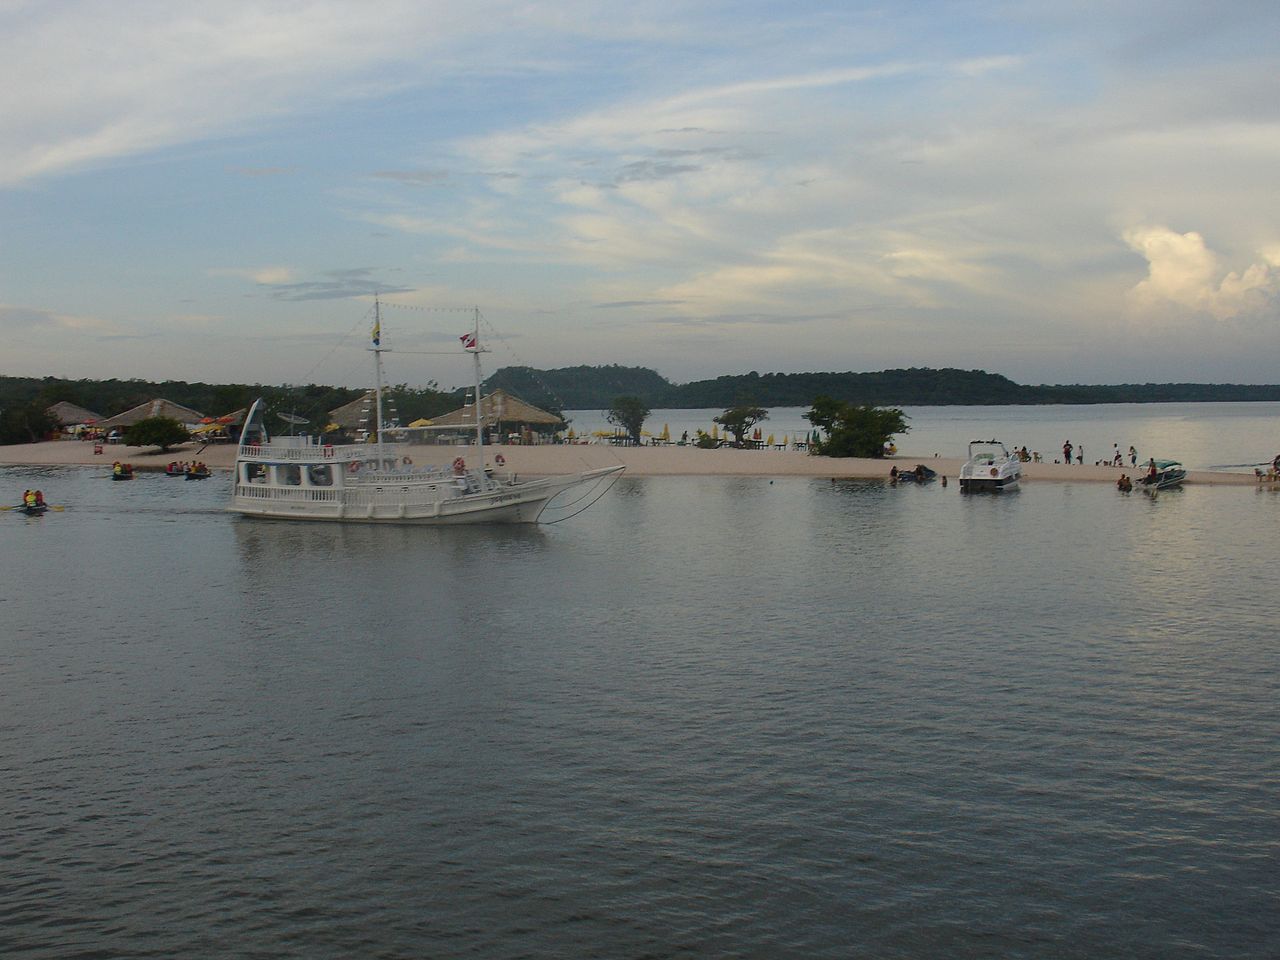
[484,365,1280,410]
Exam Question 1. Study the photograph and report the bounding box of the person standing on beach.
[1130,445,1138,467]
[1078,445,1084,465]
[1063,440,1073,464]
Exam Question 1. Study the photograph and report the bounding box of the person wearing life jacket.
[34,490,45,506]
[23,489,36,508]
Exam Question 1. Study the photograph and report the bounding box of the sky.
[2,0,1279,390]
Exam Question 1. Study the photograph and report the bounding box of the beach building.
[46,401,103,434]
[327,391,376,437]
[97,399,206,434]
[403,389,565,444]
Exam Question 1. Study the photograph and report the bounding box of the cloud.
[207,266,297,285]
[1124,226,1279,320]
[261,268,413,302]
[0,303,119,334]
[372,169,450,185]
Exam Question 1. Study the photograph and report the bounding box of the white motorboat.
[958,439,1022,492]
[228,304,623,524]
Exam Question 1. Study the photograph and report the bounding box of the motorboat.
[228,302,623,525]
[959,439,1021,492]
[1136,459,1186,491]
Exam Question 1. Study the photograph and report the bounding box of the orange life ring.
[452,457,466,473]
[494,453,506,466]
[349,461,360,473]
[402,456,413,466]
[990,467,998,477]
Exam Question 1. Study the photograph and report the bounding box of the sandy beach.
[0,438,1257,485]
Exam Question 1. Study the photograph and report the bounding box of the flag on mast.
[460,331,477,350]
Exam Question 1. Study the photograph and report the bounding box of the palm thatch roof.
[425,389,564,430]
[46,401,103,426]
[98,398,205,428]
[327,391,375,431]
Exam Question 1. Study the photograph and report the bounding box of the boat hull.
[959,475,1020,492]
[228,465,622,525]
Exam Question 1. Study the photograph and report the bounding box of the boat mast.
[471,306,484,460]
[373,296,386,459]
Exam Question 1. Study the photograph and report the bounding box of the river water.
[2,428,1278,957]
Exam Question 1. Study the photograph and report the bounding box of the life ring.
[990,467,998,477]
[402,456,413,466]
[494,453,506,466]
[349,461,360,473]
[452,457,466,473]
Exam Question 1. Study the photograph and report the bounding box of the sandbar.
[0,439,1257,485]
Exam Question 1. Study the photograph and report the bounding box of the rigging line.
[476,313,573,416]
[292,304,376,389]
[543,471,624,524]
[377,302,475,314]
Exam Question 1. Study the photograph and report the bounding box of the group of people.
[21,489,47,509]
[112,461,133,477]
[166,460,208,475]
[1255,454,1280,483]
[1057,441,1140,467]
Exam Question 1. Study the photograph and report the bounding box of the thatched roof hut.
[421,389,564,435]
[46,401,103,427]
[327,391,375,432]
[98,399,205,429]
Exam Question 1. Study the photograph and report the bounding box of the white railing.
[237,442,368,462]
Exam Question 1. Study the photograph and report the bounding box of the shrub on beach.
[123,416,190,453]
[805,396,909,458]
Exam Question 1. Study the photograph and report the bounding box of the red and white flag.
[459,332,477,349]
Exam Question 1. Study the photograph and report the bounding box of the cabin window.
[308,464,333,487]
[279,464,302,485]
[244,463,267,484]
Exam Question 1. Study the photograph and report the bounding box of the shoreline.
[0,439,1258,485]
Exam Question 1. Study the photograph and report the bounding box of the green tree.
[123,416,190,452]
[805,396,908,458]
[0,401,60,445]
[713,404,768,446]
[606,395,650,444]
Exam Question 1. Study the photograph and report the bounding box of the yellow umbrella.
[766,433,774,447]
[711,423,719,440]
[782,434,789,446]
[568,428,576,439]
[660,423,670,440]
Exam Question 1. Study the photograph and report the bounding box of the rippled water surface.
[2,467,1277,958]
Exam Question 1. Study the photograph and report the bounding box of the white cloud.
[1124,226,1278,320]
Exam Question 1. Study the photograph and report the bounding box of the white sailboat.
[228,303,623,524]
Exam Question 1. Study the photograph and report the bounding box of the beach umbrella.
[767,433,774,447]
[711,423,719,440]
[661,423,670,440]
[782,434,789,446]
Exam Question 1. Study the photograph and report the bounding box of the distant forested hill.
[4,369,1279,422]
[480,366,1280,409]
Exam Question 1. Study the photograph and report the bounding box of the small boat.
[228,303,623,525]
[17,502,48,516]
[185,468,212,480]
[892,464,937,483]
[111,467,134,481]
[959,439,1021,492]
[1136,459,1186,491]
[165,465,185,477]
